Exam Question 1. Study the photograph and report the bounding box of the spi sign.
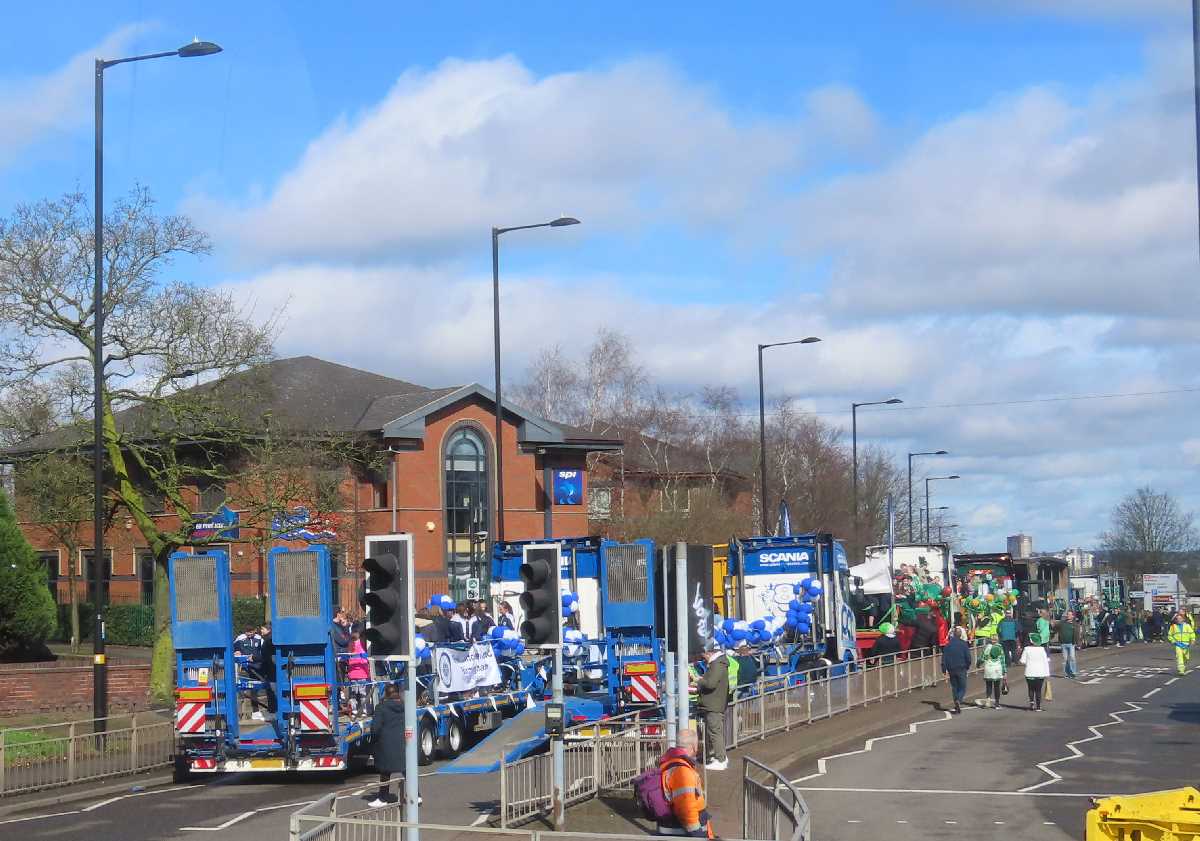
[553,470,583,505]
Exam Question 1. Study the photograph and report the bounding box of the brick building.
[7,356,621,609]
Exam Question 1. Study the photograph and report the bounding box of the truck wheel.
[437,718,465,759]
[417,720,436,766]
[172,755,192,783]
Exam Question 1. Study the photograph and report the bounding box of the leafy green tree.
[0,487,56,657]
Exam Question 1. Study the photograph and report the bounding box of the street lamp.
[920,506,948,543]
[924,476,960,543]
[851,398,902,535]
[757,337,821,534]
[491,217,580,542]
[92,38,222,734]
[907,450,947,541]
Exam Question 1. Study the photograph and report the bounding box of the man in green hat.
[871,622,901,665]
[980,636,1007,709]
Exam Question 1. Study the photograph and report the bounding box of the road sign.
[466,577,481,600]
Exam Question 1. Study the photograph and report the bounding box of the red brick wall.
[0,664,151,716]
[16,393,600,601]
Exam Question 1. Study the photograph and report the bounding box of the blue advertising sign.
[553,470,583,505]
[191,505,240,540]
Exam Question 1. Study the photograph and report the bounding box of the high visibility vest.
[726,654,740,698]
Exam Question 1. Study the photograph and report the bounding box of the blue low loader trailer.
[168,545,542,780]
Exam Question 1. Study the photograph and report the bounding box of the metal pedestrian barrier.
[742,756,810,841]
[0,710,174,795]
[500,644,983,827]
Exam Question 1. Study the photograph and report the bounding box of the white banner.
[435,643,502,693]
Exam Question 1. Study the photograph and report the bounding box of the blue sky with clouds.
[2,1,1196,554]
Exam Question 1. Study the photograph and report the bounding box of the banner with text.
[435,643,502,692]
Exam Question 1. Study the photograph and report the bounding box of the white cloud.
[969,503,1007,528]
[792,46,1200,321]
[0,25,147,167]
[190,56,889,264]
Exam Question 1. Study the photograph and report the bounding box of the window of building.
[588,487,613,521]
[444,427,489,591]
[198,484,226,512]
[82,549,113,606]
[372,479,389,510]
[137,549,156,605]
[659,487,691,514]
[329,544,348,612]
[39,550,59,600]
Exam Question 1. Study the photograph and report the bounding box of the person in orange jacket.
[656,729,715,838]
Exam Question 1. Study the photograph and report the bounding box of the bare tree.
[0,188,278,698]
[1100,486,1198,579]
[511,345,579,423]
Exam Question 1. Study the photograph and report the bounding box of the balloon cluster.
[427,594,457,612]
[413,634,432,661]
[561,592,580,615]
[487,625,526,656]
[563,627,586,657]
[965,590,1018,614]
[711,614,786,649]
[783,578,823,635]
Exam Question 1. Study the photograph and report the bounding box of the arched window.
[444,427,490,587]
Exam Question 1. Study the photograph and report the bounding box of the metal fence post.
[500,751,508,828]
[0,727,5,793]
[130,713,138,772]
[824,676,831,720]
[68,722,76,783]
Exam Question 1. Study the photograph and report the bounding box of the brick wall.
[0,664,151,716]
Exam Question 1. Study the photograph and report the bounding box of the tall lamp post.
[92,38,222,734]
[920,505,948,543]
[850,398,901,536]
[757,337,821,534]
[491,217,579,543]
[924,476,960,543]
[907,450,947,541]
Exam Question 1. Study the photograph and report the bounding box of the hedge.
[54,597,267,647]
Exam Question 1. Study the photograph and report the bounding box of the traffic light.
[519,545,561,645]
[361,552,410,656]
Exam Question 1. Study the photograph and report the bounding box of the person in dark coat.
[250,624,277,714]
[368,685,413,807]
[473,601,496,640]
[910,614,938,654]
[496,601,516,630]
[869,622,902,665]
[941,627,972,714]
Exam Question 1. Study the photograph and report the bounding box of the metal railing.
[742,756,810,841]
[0,710,174,795]
[499,644,983,827]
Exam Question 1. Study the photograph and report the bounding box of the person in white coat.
[1019,632,1050,711]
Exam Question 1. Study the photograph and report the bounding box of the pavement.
[1,641,1191,841]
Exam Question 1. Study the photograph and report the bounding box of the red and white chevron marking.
[175,701,206,733]
[298,698,332,731]
[629,674,659,703]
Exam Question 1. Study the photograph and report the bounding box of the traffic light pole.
[402,549,418,841]
[674,542,689,733]
[552,643,565,829]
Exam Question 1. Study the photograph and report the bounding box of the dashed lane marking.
[1142,688,1162,699]
[1019,700,1145,793]
[1166,677,1180,685]
[790,711,954,784]
[180,811,256,832]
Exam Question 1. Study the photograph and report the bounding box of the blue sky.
[2,1,1197,554]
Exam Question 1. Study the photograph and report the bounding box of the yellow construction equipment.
[1086,787,1200,841]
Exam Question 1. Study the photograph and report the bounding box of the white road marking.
[896,820,908,824]
[0,810,82,825]
[790,712,953,784]
[1166,678,1179,685]
[994,820,1005,824]
[1080,678,1104,685]
[1044,822,1056,826]
[794,786,1108,797]
[471,813,491,826]
[944,820,957,824]
[1019,700,1145,793]
[1142,688,1161,699]
[180,810,256,831]
[80,796,123,811]
[847,819,861,824]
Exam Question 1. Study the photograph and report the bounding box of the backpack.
[634,758,689,823]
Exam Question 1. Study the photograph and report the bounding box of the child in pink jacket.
[347,632,371,715]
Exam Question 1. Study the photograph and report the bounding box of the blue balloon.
[798,603,815,614]
[731,628,749,641]
[806,581,823,595]
[796,622,812,634]
[514,641,525,655]
[722,618,736,631]
[751,619,766,631]
[789,599,803,611]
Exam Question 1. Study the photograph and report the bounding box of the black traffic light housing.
[519,545,561,645]
[361,552,410,657]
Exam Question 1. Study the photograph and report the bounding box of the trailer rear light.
[293,683,330,700]
[622,662,658,676]
[312,756,342,768]
[571,715,589,722]
[190,758,218,770]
